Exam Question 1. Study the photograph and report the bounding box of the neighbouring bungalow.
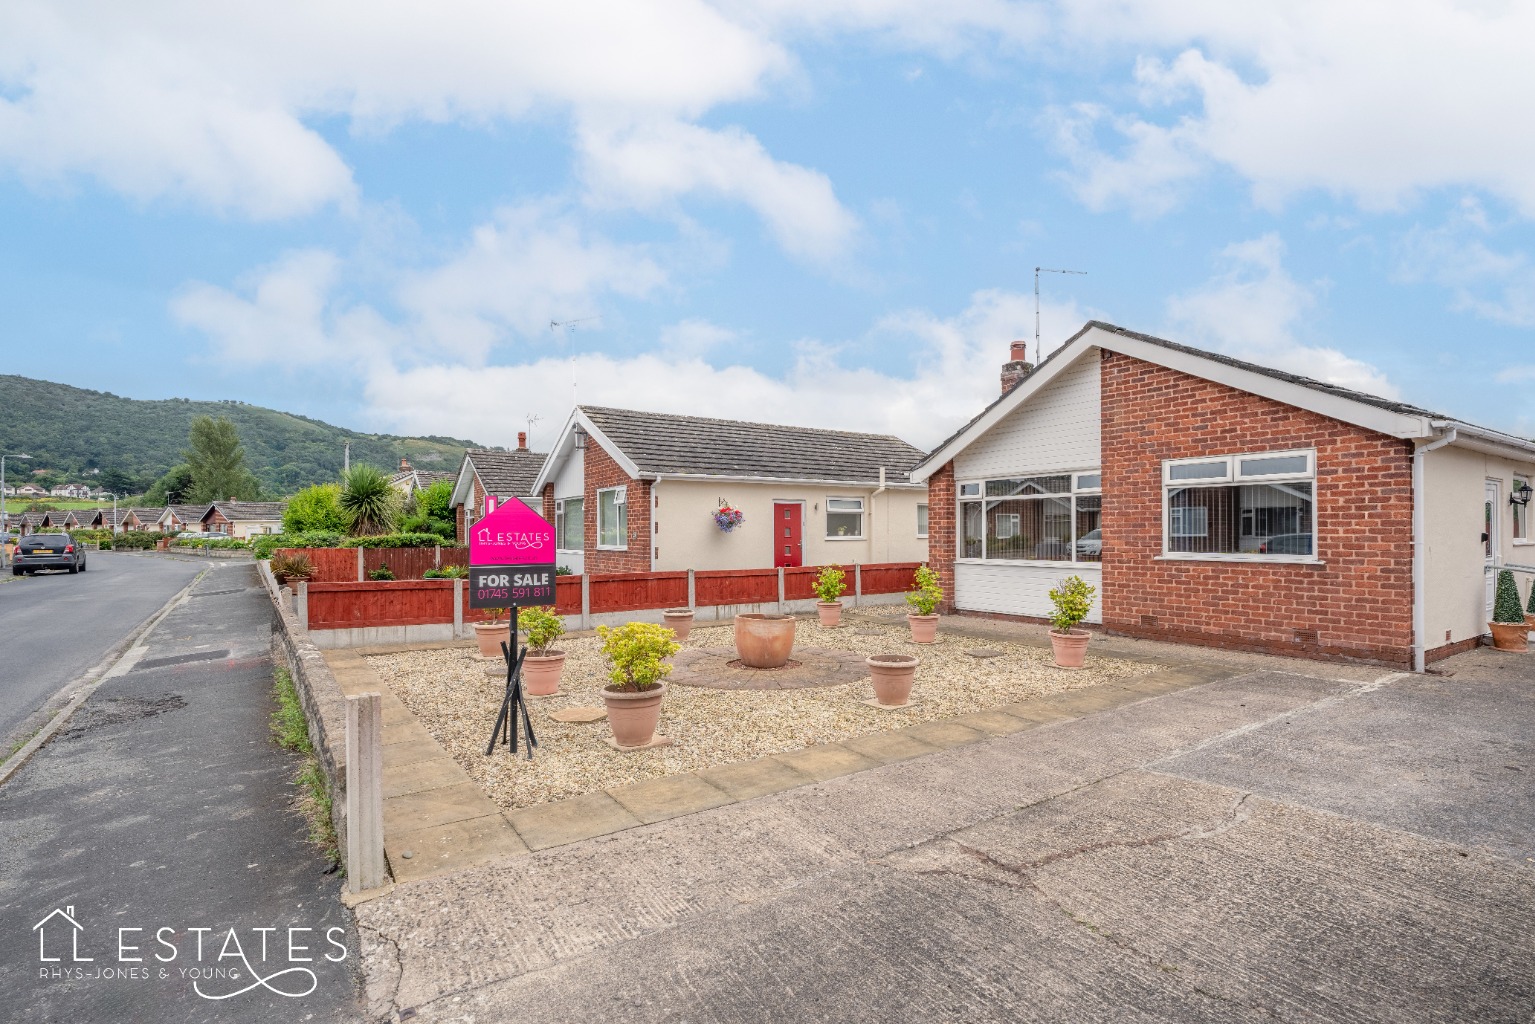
[124,508,164,532]
[202,501,286,539]
[89,509,130,532]
[62,510,94,531]
[389,457,456,499]
[530,406,929,575]
[450,434,548,544]
[912,324,1535,670]
[158,504,209,534]
[20,512,47,535]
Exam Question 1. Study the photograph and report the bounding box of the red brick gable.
[1100,350,1416,665]
[584,437,650,573]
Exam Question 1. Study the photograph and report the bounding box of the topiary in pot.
[519,605,566,696]
[598,622,681,748]
[1047,575,1097,668]
[1527,576,1535,631]
[813,564,847,627]
[904,565,943,643]
[1489,568,1529,652]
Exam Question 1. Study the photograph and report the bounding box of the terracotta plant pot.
[907,614,939,644]
[1050,628,1091,668]
[734,613,796,668]
[867,653,919,707]
[473,620,511,659]
[817,601,843,627]
[603,683,666,748]
[523,651,566,696]
[1488,621,1530,653]
[663,608,695,641]
[1526,613,1535,631]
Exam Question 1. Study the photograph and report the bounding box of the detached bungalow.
[914,324,1535,670]
[123,508,164,532]
[89,509,129,532]
[202,501,286,539]
[158,505,208,534]
[450,435,547,543]
[390,457,456,499]
[531,406,928,575]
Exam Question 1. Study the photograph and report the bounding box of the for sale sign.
[469,497,558,609]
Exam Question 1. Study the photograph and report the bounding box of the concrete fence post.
[687,568,696,610]
[854,563,862,609]
[777,567,786,614]
[434,544,441,568]
[296,581,310,630]
[580,574,591,630]
[453,578,464,638]
[356,547,365,582]
[345,692,387,893]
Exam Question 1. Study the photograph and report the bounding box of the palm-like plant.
[339,465,401,536]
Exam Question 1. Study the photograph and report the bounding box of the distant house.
[62,510,94,530]
[450,435,548,545]
[530,406,929,575]
[389,457,456,499]
[20,512,47,535]
[202,501,286,539]
[90,509,130,532]
[16,485,47,499]
[124,509,164,532]
[158,505,209,534]
[48,484,91,499]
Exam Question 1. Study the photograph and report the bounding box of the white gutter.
[1430,419,1535,459]
[1412,428,1458,672]
[645,472,923,490]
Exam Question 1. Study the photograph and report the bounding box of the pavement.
[351,643,1535,1022]
[0,550,206,743]
[0,562,363,1023]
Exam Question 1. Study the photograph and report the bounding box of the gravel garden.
[367,605,1152,811]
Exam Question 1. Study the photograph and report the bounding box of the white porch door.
[1485,480,1500,620]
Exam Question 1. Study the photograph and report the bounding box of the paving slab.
[507,792,645,851]
[385,814,528,883]
[382,757,468,800]
[695,755,817,801]
[899,719,986,750]
[383,781,501,833]
[946,708,1038,737]
[382,737,450,769]
[771,743,881,782]
[607,774,735,824]
[381,718,438,746]
[841,730,943,766]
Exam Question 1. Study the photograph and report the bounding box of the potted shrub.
[663,608,695,641]
[813,564,847,627]
[519,605,566,696]
[1526,578,1535,631]
[474,607,511,659]
[270,552,314,590]
[598,622,681,748]
[905,565,943,643]
[1048,575,1097,668]
[866,652,919,707]
[1489,569,1529,652]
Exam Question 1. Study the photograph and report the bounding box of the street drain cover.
[134,649,231,671]
[61,694,188,739]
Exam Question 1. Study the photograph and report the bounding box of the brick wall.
[542,483,555,526]
[1100,350,1416,666]
[584,438,651,573]
[926,461,957,611]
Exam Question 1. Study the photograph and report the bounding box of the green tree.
[99,467,141,496]
[184,416,261,503]
[283,484,348,533]
[144,464,195,506]
[338,465,400,536]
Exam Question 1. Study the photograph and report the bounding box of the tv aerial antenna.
[550,316,602,404]
[1034,266,1086,362]
[524,412,543,447]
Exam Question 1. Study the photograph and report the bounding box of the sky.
[2,1,1533,455]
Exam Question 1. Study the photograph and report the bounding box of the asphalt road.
[0,551,206,744]
[0,563,362,1022]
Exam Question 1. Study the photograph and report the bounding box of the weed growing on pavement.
[271,668,340,867]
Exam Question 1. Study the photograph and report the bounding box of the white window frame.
[955,469,1103,566]
[597,486,628,550]
[826,496,865,540]
[916,503,929,539]
[1161,448,1319,563]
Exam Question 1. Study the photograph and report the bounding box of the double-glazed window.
[555,497,584,550]
[916,503,929,539]
[1163,449,1316,558]
[958,472,1101,563]
[597,486,627,549]
[826,498,864,539]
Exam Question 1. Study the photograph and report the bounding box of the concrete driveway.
[354,644,1535,1022]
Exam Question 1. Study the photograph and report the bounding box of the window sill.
[556,546,585,553]
[1513,539,1535,546]
[1155,554,1325,566]
[825,536,865,542]
[916,534,929,540]
[956,557,1102,569]
[596,544,628,551]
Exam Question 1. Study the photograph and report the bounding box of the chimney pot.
[517,431,527,450]
[1010,340,1029,362]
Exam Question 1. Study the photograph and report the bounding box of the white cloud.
[1396,198,1535,329]
[1048,1,1535,218]
[1166,233,1399,396]
[659,319,738,359]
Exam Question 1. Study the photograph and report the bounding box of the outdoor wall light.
[1512,481,1534,507]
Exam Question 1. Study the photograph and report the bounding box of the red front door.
[773,502,802,567]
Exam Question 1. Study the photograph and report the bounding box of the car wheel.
[80,560,87,572]
[10,567,19,576]
[68,563,78,574]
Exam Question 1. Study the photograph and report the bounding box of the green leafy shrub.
[555,565,573,576]
[283,484,347,534]
[904,565,944,616]
[519,606,565,655]
[368,563,396,581]
[597,622,680,692]
[1047,575,1097,632]
[339,533,458,549]
[422,564,470,579]
[339,464,401,536]
[174,536,248,550]
[1493,569,1525,624]
[112,530,162,550]
[812,564,847,602]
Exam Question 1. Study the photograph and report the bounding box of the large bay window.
[597,486,627,549]
[958,472,1101,563]
[1163,449,1316,559]
[555,497,584,550]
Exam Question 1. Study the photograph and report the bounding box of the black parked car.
[12,533,87,575]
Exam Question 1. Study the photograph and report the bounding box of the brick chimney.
[517,431,527,450]
[399,457,411,471]
[1000,340,1034,394]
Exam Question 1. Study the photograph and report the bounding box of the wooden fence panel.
[363,547,440,580]
[307,580,453,627]
[277,548,357,583]
[783,565,822,602]
[588,571,688,613]
[555,575,582,615]
[859,563,920,595]
[694,568,778,607]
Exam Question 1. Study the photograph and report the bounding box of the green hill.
[0,375,480,495]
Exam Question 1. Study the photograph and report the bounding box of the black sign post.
[485,622,537,759]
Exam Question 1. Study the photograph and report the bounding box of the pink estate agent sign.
[470,497,556,566]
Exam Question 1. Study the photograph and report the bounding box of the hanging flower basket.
[713,504,745,533]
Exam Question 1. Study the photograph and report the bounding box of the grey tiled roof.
[129,508,162,524]
[467,448,547,498]
[208,501,286,522]
[580,406,926,483]
[165,504,209,523]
